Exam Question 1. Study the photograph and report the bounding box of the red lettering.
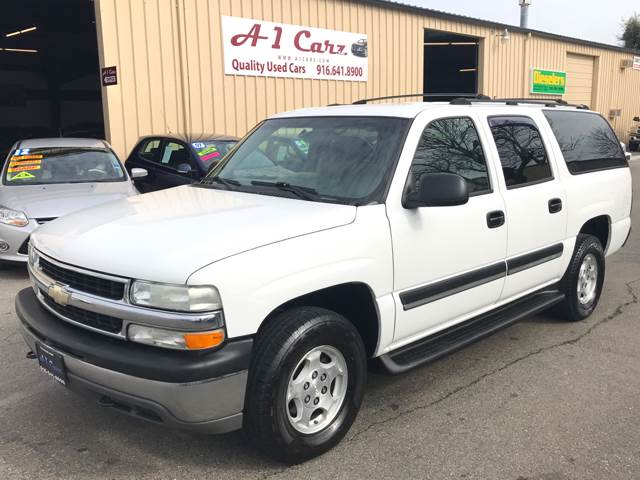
[231,23,269,47]
[294,30,312,52]
[272,26,283,49]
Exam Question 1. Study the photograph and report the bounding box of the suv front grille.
[41,290,123,334]
[39,257,126,300]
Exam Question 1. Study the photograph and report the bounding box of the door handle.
[548,198,563,214]
[486,210,505,229]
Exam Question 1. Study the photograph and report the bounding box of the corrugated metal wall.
[95,0,640,158]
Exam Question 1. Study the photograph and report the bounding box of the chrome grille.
[41,289,123,334]
[39,257,126,300]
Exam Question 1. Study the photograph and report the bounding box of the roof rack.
[352,93,490,105]
[450,97,590,109]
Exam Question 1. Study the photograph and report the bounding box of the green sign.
[531,68,566,95]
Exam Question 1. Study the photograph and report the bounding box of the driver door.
[386,112,508,345]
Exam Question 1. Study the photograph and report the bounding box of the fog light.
[0,241,9,252]
[128,324,225,351]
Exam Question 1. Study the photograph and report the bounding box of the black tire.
[243,306,367,464]
[558,234,605,321]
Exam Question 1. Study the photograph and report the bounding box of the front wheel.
[558,234,605,321]
[244,307,367,464]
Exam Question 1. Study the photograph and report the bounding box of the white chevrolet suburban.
[16,96,632,463]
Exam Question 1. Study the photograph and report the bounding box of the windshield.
[192,141,237,169]
[3,147,126,186]
[203,117,409,204]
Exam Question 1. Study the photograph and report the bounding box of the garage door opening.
[423,30,479,99]
[0,0,103,159]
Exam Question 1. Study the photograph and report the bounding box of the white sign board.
[634,56,640,71]
[222,16,368,82]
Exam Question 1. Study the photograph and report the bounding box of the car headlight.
[0,206,29,227]
[128,324,225,350]
[130,280,222,312]
[28,243,39,268]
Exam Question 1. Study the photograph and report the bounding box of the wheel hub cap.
[577,253,598,305]
[285,345,348,434]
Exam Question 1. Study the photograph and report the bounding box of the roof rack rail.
[450,97,590,109]
[352,93,490,105]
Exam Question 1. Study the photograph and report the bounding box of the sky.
[390,0,638,46]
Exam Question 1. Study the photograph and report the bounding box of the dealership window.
[409,117,491,194]
[488,116,552,188]
[543,111,627,174]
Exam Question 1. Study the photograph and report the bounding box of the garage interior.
[423,30,479,99]
[0,0,103,159]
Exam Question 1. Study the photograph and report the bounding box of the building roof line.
[358,0,640,56]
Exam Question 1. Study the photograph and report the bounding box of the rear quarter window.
[543,111,627,174]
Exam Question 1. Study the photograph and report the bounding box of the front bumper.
[16,288,252,433]
[0,221,36,262]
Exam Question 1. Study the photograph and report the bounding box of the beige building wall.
[95,0,640,158]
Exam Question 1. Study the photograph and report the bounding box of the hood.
[1,182,135,219]
[32,185,357,283]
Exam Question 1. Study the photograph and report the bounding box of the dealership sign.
[531,68,566,95]
[221,16,368,82]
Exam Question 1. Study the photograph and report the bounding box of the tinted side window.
[543,111,627,174]
[160,142,189,170]
[488,116,552,188]
[138,139,161,162]
[410,117,491,194]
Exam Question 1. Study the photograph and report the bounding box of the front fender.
[187,205,394,339]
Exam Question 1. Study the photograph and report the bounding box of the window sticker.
[9,159,41,168]
[192,142,205,149]
[10,154,43,161]
[8,171,36,181]
[109,157,123,175]
[195,145,222,162]
[8,164,41,173]
[201,151,221,162]
[14,148,30,156]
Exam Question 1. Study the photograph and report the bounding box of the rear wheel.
[558,234,605,321]
[244,307,367,464]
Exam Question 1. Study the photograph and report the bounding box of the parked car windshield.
[203,117,410,204]
[192,140,237,169]
[3,147,126,186]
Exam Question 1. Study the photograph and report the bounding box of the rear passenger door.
[485,114,568,300]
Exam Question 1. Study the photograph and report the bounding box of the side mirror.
[130,167,148,179]
[176,163,192,175]
[633,116,640,122]
[403,172,469,209]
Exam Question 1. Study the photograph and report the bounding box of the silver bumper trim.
[21,323,246,433]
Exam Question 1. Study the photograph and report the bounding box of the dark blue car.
[125,133,238,192]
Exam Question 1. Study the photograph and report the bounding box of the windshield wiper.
[250,181,318,201]
[202,176,241,188]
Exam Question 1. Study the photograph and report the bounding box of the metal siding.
[96,0,640,158]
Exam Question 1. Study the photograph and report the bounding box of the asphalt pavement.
[1,161,639,480]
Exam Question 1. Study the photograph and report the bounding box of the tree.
[620,14,640,50]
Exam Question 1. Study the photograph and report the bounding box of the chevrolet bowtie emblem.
[48,284,71,306]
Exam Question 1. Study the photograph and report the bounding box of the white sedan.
[0,138,146,263]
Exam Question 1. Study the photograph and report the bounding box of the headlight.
[28,243,39,268]
[130,281,222,312]
[0,206,29,227]
[128,324,225,350]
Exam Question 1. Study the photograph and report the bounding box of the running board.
[380,290,565,374]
